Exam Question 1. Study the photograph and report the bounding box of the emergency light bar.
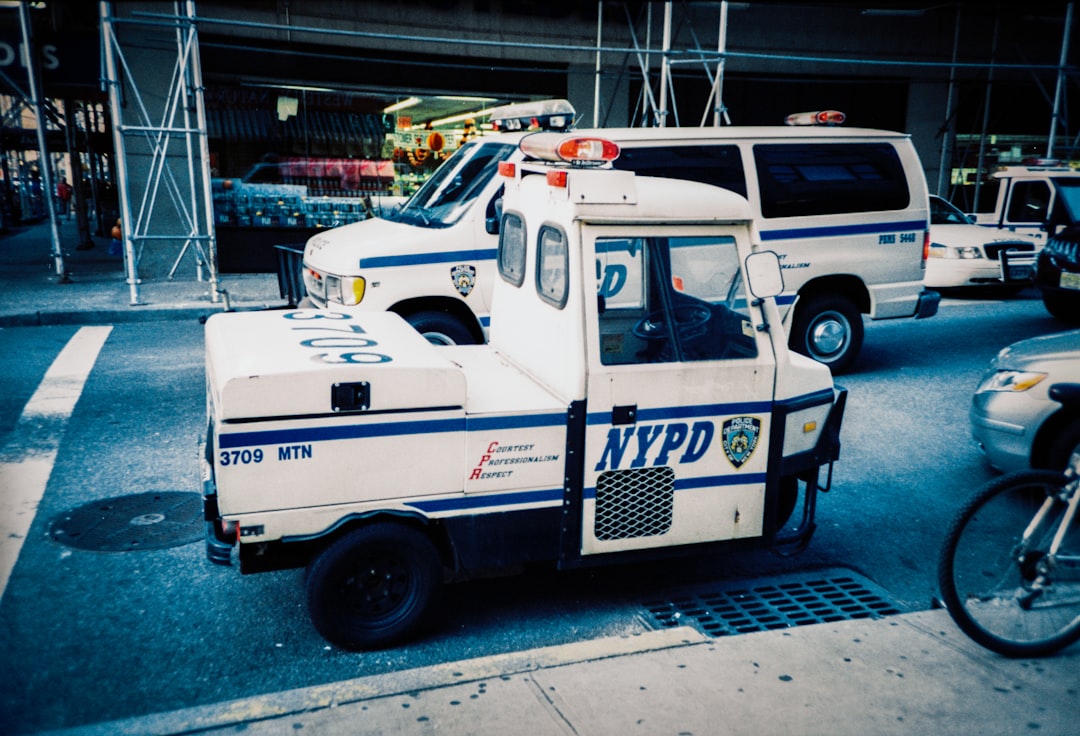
[785,110,846,126]
[488,98,576,132]
[518,133,620,166]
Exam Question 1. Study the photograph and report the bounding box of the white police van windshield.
[386,141,517,229]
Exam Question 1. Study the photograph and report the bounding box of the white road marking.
[0,326,112,600]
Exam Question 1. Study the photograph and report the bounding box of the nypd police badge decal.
[722,416,761,468]
[451,264,477,297]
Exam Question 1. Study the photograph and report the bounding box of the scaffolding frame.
[82,0,1074,308]
[99,0,218,306]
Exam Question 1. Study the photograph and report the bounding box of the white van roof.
[571,125,912,143]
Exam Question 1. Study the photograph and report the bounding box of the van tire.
[408,310,478,346]
[1046,418,1080,471]
[1042,291,1080,325]
[790,294,863,373]
[306,523,442,650]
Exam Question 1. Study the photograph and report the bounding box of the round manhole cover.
[49,491,203,552]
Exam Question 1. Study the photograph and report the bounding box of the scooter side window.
[537,225,569,309]
[498,212,527,287]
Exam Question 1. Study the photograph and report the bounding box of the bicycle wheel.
[939,470,1080,658]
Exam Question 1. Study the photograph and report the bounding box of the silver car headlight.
[976,370,1047,393]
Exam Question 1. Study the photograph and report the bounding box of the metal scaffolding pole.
[183,0,219,299]
[593,2,603,128]
[973,16,999,212]
[656,1,672,127]
[1046,2,1074,159]
[936,4,961,197]
[98,0,218,306]
[99,0,140,305]
[713,0,729,126]
[18,0,66,281]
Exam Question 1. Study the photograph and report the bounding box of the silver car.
[970,329,1080,472]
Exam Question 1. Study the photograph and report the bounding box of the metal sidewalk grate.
[640,568,905,638]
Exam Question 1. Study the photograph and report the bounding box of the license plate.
[1062,271,1080,291]
[1007,266,1033,281]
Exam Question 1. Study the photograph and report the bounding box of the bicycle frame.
[1019,453,1080,609]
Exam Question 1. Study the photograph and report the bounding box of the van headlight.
[336,275,366,306]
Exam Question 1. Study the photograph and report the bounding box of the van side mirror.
[744,251,784,300]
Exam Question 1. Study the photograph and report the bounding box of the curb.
[0,304,287,328]
[39,627,708,736]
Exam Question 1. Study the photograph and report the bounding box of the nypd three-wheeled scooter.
[203,133,846,649]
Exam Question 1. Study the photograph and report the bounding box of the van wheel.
[407,310,478,346]
[790,295,863,373]
[306,523,442,650]
[1042,291,1080,324]
[1046,418,1080,471]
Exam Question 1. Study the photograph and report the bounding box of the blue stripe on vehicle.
[586,401,772,426]
[759,219,926,242]
[469,413,567,431]
[584,471,767,499]
[674,472,767,490]
[358,248,498,269]
[218,417,466,449]
[406,487,564,513]
[218,411,566,450]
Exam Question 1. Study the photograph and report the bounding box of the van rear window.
[754,143,909,218]
[613,145,747,197]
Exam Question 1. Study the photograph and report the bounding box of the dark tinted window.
[613,145,747,197]
[754,143,909,218]
[1006,181,1050,224]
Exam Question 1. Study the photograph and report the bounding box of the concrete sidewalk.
[0,219,284,326]
[41,610,1080,736]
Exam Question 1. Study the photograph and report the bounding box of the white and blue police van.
[204,133,847,650]
[301,101,937,373]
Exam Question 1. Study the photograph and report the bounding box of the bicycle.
[938,382,1080,658]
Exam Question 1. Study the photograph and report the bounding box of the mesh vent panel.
[595,466,674,540]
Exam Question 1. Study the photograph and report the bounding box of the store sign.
[0,32,98,89]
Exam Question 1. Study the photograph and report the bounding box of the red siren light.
[785,110,846,126]
[519,133,620,166]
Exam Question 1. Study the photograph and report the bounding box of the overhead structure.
[598,1,735,129]
[99,0,218,306]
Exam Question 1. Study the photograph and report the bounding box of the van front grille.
[594,466,675,540]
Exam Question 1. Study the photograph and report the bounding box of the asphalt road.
[0,288,1070,734]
